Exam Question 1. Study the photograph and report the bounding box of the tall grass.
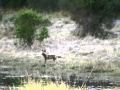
[10,79,88,90]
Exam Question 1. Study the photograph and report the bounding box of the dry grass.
[10,80,87,90]
[67,59,120,73]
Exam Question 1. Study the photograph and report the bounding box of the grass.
[0,52,120,75]
[1,53,120,88]
[10,79,88,90]
[0,9,120,89]
[66,60,119,73]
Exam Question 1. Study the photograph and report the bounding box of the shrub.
[38,27,49,42]
[15,9,49,47]
[62,0,120,38]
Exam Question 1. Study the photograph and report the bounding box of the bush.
[38,27,49,42]
[62,0,120,38]
[15,9,49,47]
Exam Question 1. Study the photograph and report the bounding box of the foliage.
[64,0,120,38]
[1,0,120,38]
[1,0,27,8]
[15,9,49,47]
[38,27,49,42]
[27,0,58,11]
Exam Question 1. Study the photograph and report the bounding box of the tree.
[1,0,27,8]
[15,9,49,47]
[27,0,58,11]
[62,0,120,38]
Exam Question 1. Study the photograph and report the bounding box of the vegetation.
[63,0,120,38]
[15,9,49,47]
[0,0,120,89]
[1,0,120,38]
[1,0,27,8]
[1,53,120,88]
[10,79,87,90]
[27,0,58,11]
[38,27,49,42]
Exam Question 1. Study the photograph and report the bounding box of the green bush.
[15,9,49,47]
[38,27,49,42]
